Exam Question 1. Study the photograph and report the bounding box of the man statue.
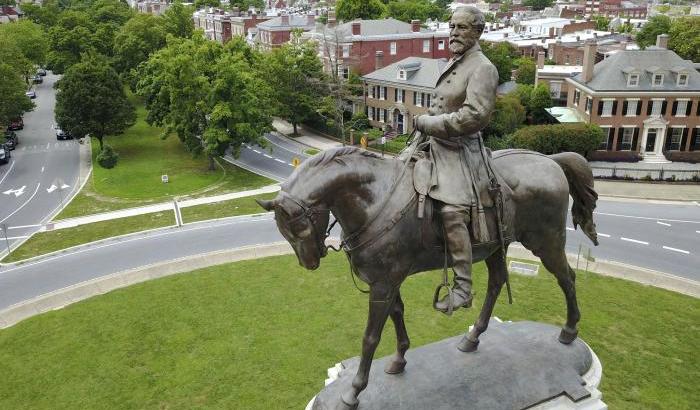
[414,6,499,314]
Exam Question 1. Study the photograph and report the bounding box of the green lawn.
[0,253,697,409]
[57,94,273,219]
[180,192,277,224]
[2,212,174,263]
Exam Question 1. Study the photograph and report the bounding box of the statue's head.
[257,193,330,271]
[449,6,485,55]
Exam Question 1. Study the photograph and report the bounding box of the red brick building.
[255,14,317,50]
[305,18,450,77]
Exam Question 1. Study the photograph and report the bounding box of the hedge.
[510,123,604,156]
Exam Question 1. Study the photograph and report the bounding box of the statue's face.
[449,12,479,55]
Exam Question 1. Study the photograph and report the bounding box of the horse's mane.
[283,146,381,190]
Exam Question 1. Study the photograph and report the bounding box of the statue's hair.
[283,146,380,190]
[452,6,486,35]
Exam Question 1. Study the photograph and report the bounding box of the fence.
[590,166,700,182]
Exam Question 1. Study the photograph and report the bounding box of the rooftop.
[545,107,585,123]
[362,57,449,89]
[538,65,583,75]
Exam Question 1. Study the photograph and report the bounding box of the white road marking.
[47,184,57,193]
[598,233,611,238]
[696,231,700,234]
[656,221,671,227]
[0,183,41,224]
[694,201,700,206]
[263,154,273,159]
[0,160,15,186]
[41,166,45,173]
[3,185,26,197]
[252,149,261,154]
[274,158,286,164]
[662,246,689,255]
[620,237,649,245]
[45,143,50,149]
[7,224,42,230]
[60,183,70,189]
[566,227,574,231]
[3,236,29,240]
[595,212,700,225]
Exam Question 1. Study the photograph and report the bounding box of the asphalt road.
[224,132,309,182]
[0,73,80,250]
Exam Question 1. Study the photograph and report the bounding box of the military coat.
[415,43,499,206]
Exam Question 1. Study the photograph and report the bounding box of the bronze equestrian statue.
[257,7,600,409]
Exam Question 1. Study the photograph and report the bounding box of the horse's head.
[257,192,330,270]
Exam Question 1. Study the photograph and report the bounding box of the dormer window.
[627,73,639,87]
[652,74,664,87]
[398,70,407,80]
[677,73,689,86]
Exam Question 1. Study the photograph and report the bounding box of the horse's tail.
[549,152,599,246]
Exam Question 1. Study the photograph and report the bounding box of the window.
[390,42,397,55]
[370,107,375,121]
[549,82,561,99]
[669,127,683,150]
[438,40,445,50]
[398,70,406,80]
[342,67,349,80]
[652,74,663,87]
[398,89,405,103]
[415,92,423,107]
[677,73,688,86]
[625,99,638,116]
[423,40,430,53]
[369,86,374,99]
[379,86,386,100]
[425,93,431,107]
[573,89,581,106]
[675,100,688,117]
[342,45,350,58]
[575,56,581,65]
[601,100,613,116]
[651,100,662,115]
[627,73,639,87]
[379,109,385,123]
[585,97,592,114]
[564,55,570,65]
[599,127,612,150]
[621,128,634,151]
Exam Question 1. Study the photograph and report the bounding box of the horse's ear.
[256,199,276,211]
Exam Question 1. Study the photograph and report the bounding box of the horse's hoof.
[558,327,578,344]
[457,336,479,353]
[338,392,359,410]
[384,357,407,374]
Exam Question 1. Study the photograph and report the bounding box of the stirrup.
[433,283,454,316]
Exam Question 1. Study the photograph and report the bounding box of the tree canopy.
[668,17,700,62]
[335,0,386,22]
[635,15,672,49]
[162,1,195,39]
[514,57,536,85]
[113,13,167,88]
[483,94,526,147]
[481,41,518,84]
[511,123,604,156]
[383,0,446,23]
[0,63,34,125]
[55,53,136,152]
[522,0,552,11]
[528,83,553,125]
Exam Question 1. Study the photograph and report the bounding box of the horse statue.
[257,147,599,409]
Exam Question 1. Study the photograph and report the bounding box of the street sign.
[292,157,301,167]
[161,175,169,183]
[381,136,386,145]
[360,136,367,148]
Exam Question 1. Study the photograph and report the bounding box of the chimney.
[352,21,361,35]
[375,50,384,70]
[537,51,545,69]
[281,14,289,26]
[582,39,597,82]
[576,35,580,42]
[656,34,669,49]
[411,19,421,32]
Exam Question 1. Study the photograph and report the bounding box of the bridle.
[277,191,336,258]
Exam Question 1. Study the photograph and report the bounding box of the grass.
[0,252,697,409]
[180,192,277,224]
[57,93,273,219]
[2,212,174,263]
[304,148,320,156]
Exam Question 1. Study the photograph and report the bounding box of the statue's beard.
[449,37,477,55]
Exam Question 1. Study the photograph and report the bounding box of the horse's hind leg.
[540,246,580,344]
[385,291,410,375]
[458,247,507,353]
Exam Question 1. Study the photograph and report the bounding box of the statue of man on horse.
[412,6,501,314]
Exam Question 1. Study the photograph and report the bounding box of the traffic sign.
[292,157,301,167]
[381,136,386,145]
[360,136,367,148]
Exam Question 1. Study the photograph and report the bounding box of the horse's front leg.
[340,283,397,410]
[384,290,410,374]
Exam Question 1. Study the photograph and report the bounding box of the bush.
[510,123,604,156]
[97,144,119,169]
[349,112,370,131]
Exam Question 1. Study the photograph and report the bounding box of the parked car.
[37,68,47,76]
[0,143,11,165]
[25,89,36,99]
[7,117,23,130]
[54,125,72,140]
[3,131,18,150]
[32,74,43,84]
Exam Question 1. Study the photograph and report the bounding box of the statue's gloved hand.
[414,114,427,133]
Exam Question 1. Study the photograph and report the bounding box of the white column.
[655,127,666,155]
[640,126,649,154]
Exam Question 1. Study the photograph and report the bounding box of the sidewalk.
[272,118,343,150]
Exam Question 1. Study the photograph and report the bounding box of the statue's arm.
[417,64,498,139]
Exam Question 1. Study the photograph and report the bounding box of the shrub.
[510,123,604,156]
[97,144,119,169]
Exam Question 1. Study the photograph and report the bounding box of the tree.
[0,63,34,125]
[55,53,136,155]
[162,1,195,39]
[510,84,533,109]
[194,0,220,8]
[510,123,604,157]
[636,15,671,49]
[523,0,552,11]
[592,16,609,31]
[46,11,98,73]
[528,83,553,124]
[265,35,325,135]
[383,0,446,23]
[483,94,526,142]
[336,0,386,22]
[113,14,167,88]
[0,20,47,69]
[480,41,517,84]
[668,17,700,62]
[514,57,536,85]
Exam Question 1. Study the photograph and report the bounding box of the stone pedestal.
[307,320,606,410]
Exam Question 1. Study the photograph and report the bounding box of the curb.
[1,239,696,330]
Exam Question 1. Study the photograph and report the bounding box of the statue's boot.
[435,206,474,314]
